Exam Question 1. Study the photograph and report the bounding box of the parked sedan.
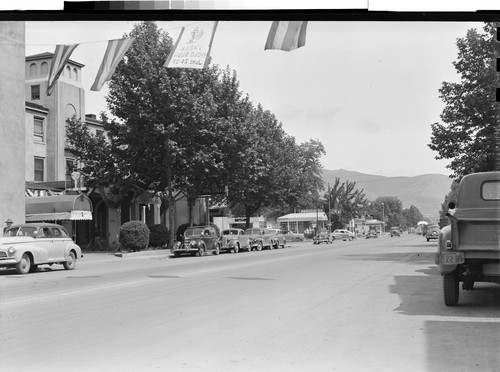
[365,231,378,239]
[244,228,274,250]
[267,228,287,248]
[0,223,82,274]
[332,229,356,241]
[172,226,221,257]
[220,228,252,253]
[313,230,333,244]
[390,227,401,237]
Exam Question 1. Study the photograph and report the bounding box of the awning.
[25,194,93,222]
[277,212,328,223]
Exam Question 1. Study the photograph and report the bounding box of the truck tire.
[443,269,459,306]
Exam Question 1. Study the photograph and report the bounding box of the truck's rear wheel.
[443,269,459,306]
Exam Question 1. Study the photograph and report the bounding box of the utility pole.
[328,183,331,233]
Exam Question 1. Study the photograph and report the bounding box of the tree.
[438,180,460,220]
[402,205,425,228]
[323,177,367,228]
[429,23,500,178]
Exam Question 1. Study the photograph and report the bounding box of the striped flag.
[265,21,308,52]
[91,37,135,92]
[46,44,79,96]
[164,21,218,69]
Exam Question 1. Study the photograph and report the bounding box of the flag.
[164,21,218,69]
[265,21,308,52]
[46,44,79,96]
[91,37,135,92]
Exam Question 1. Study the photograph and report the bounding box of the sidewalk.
[81,249,171,262]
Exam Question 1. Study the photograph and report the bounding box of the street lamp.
[381,202,385,234]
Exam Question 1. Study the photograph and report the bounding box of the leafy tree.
[429,23,500,178]
[401,205,425,228]
[323,177,367,228]
[438,180,460,220]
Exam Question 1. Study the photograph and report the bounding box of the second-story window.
[34,117,44,142]
[31,85,40,100]
[34,157,44,182]
[66,158,76,184]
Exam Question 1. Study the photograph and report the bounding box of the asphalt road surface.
[1,234,499,372]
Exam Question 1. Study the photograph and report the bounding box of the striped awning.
[25,194,93,221]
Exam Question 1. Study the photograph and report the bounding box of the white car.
[0,223,82,274]
[332,229,356,241]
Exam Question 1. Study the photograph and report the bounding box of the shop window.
[33,117,44,142]
[34,157,44,182]
[31,85,40,100]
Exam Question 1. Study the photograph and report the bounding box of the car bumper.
[0,257,18,267]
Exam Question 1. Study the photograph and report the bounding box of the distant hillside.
[321,169,453,219]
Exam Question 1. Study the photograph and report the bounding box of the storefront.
[25,193,93,246]
[277,212,328,234]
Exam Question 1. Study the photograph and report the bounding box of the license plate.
[439,252,465,265]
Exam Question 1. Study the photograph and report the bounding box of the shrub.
[119,221,150,252]
[148,224,169,248]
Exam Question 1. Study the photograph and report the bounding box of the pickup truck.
[435,171,500,306]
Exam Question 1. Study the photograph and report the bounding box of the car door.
[50,226,68,260]
[37,227,65,261]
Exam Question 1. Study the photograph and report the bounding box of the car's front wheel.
[443,269,460,306]
[197,246,206,257]
[16,253,32,274]
[256,241,263,251]
[233,243,240,253]
[63,251,76,270]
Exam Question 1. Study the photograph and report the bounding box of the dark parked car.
[390,227,401,237]
[172,226,221,257]
[425,225,440,242]
[365,231,378,239]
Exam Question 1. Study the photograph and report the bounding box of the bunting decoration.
[91,37,135,92]
[164,21,218,69]
[46,44,79,96]
[264,21,308,52]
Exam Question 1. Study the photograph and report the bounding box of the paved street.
[1,234,499,372]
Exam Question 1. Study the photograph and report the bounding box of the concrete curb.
[114,249,171,258]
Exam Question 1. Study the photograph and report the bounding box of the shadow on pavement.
[391,266,500,317]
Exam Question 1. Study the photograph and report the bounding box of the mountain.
[321,169,454,219]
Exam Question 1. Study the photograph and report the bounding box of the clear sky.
[25,19,485,177]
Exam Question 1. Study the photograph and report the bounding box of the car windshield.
[185,228,205,237]
[223,230,237,235]
[244,229,259,235]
